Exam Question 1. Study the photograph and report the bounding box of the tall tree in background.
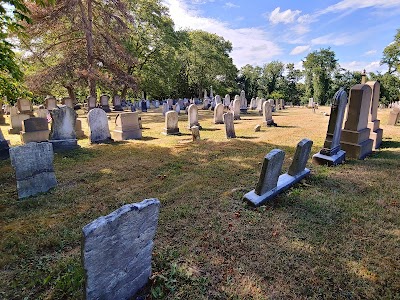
[259,61,284,96]
[381,29,400,74]
[281,63,303,104]
[237,64,262,98]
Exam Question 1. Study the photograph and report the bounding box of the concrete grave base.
[21,130,50,144]
[49,139,79,151]
[113,129,142,140]
[113,105,124,111]
[341,139,373,160]
[370,128,383,149]
[101,105,111,113]
[240,108,248,114]
[162,128,180,135]
[243,168,310,207]
[312,150,346,166]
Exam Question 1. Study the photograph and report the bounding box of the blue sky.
[164,0,400,73]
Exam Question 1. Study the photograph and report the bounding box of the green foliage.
[381,29,400,74]
[369,72,400,104]
[237,64,262,98]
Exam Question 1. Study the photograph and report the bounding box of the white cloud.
[290,45,311,55]
[340,60,386,73]
[311,33,355,46]
[164,0,282,67]
[268,7,302,24]
[319,0,400,14]
[363,49,377,56]
[224,2,239,8]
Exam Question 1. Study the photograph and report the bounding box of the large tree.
[381,29,400,75]
[259,61,284,96]
[237,64,262,98]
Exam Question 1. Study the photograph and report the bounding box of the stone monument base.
[113,129,142,140]
[113,105,124,111]
[101,105,111,113]
[0,114,5,125]
[264,120,277,127]
[240,108,248,114]
[75,119,85,138]
[369,128,383,149]
[20,130,50,144]
[49,139,79,151]
[162,128,180,135]
[243,168,310,207]
[0,140,10,159]
[341,128,373,159]
[312,150,346,166]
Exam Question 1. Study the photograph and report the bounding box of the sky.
[163,0,400,73]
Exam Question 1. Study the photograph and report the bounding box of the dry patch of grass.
[0,107,399,299]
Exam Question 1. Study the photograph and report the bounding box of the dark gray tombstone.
[223,112,236,138]
[9,142,57,199]
[82,198,160,300]
[100,95,111,113]
[20,118,50,144]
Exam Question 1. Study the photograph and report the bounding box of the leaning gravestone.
[223,112,236,138]
[340,84,373,159]
[313,88,347,166]
[100,95,111,113]
[20,118,50,144]
[49,106,78,150]
[87,108,112,143]
[366,81,383,149]
[113,112,142,140]
[82,198,160,300]
[163,111,180,135]
[188,104,201,129]
[240,90,247,113]
[243,139,313,207]
[9,142,57,199]
[232,98,241,120]
[0,129,10,159]
[214,103,224,124]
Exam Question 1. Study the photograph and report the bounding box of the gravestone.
[163,111,180,135]
[387,107,400,125]
[224,94,231,108]
[146,100,151,109]
[82,198,160,300]
[87,96,97,111]
[49,106,78,150]
[191,126,200,141]
[100,95,111,113]
[20,118,50,143]
[141,100,147,112]
[280,99,285,109]
[232,98,241,120]
[249,98,256,110]
[35,108,49,119]
[8,110,30,134]
[175,103,181,115]
[262,101,276,126]
[0,129,10,159]
[243,139,313,207]
[162,103,169,116]
[214,103,224,124]
[75,118,85,138]
[113,112,142,140]
[9,142,57,199]
[155,100,160,108]
[17,98,33,115]
[223,112,236,138]
[366,81,383,149]
[308,98,314,109]
[240,90,247,113]
[257,98,266,116]
[167,98,173,109]
[87,108,112,143]
[113,95,124,111]
[188,104,201,129]
[61,97,74,108]
[340,84,373,159]
[313,88,347,166]
[0,98,5,124]
[215,95,222,105]
[45,96,57,110]
[203,98,209,110]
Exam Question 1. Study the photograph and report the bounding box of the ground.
[0,106,399,299]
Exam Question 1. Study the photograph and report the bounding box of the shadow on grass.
[380,140,400,149]
[201,128,221,132]
[276,125,299,128]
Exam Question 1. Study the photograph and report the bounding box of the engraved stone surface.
[223,112,236,138]
[87,108,112,143]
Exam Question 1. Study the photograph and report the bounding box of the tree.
[280,63,303,104]
[303,48,337,105]
[381,29,400,74]
[331,68,362,99]
[369,72,400,105]
[259,61,284,96]
[237,64,262,98]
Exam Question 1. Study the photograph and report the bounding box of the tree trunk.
[121,85,128,99]
[65,85,77,103]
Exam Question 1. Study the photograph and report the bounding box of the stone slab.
[113,129,142,140]
[312,150,346,166]
[21,130,50,143]
[341,139,373,160]
[0,140,10,160]
[49,139,79,151]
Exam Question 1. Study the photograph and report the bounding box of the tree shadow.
[201,128,221,132]
[380,140,400,149]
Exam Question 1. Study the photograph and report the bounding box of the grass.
[0,106,399,299]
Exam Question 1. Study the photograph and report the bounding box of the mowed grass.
[0,106,399,299]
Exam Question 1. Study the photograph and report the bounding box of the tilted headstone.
[82,199,160,300]
[9,142,57,199]
[61,97,74,108]
[113,112,142,140]
[262,101,276,126]
[17,98,33,115]
[100,95,111,113]
[223,112,236,138]
[163,111,180,135]
[191,126,200,141]
[224,94,231,108]
[231,98,241,120]
[87,108,112,143]
[243,139,313,207]
[20,118,50,144]
[87,96,97,111]
[313,88,347,166]
[340,84,373,159]
[214,103,224,124]
[188,104,201,128]
[112,95,124,111]
[49,106,78,150]
[366,81,383,149]
[240,90,247,113]
[0,129,10,159]
[45,96,57,110]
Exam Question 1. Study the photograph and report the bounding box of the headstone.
[87,96,97,111]
[49,106,78,150]
[141,100,147,112]
[224,94,231,108]
[249,98,256,110]
[8,111,31,134]
[0,99,5,124]
[45,96,57,110]
[17,98,33,115]
[61,97,74,108]
[113,112,142,140]
[162,111,180,135]
[178,99,184,108]
[262,101,276,126]
[340,84,373,159]
[203,98,209,110]
[215,95,222,105]
[214,103,224,124]
[35,108,49,119]
[0,129,10,159]
[243,139,313,207]
[188,104,201,129]
[9,142,57,199]
[223,112,236,138]
[240,90,247,113]
[257,98,266,116]
[82,199,160,300]
[308,98,314,109]
[387,107,400,125]
[167,98,173,109]
[87,108,112,143]
[232,98,241,120]
[254,124,261,132]
[175,103,181,115]
[100,95,111,113]
[146,100,151,109]
[162,103,168,116]
[280,99,285,110]
[191,126,200,141]
[75,118,85,138]
[313,88,347,166]
[154,100,160,108]
[112,95,124,111]
[366,81,383,149]
[20,118,50,143]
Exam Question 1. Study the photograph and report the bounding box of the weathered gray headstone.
[313,88,347,166]
[61,97,74,108]
[20,118,50,144]
[224,94,231,108]
[191,126,200,141]
[87,96,97,111]
[9,142,57,199]
[188,104,200,128]
[113,95,123,111]
[113,112,142,140]
[240,90,247,113]
[214,103,224,124]
[49,106,78,150]
[215,95,222,105]
[223,112,236,138]
[288,139,313,176]
[262,101,275,126]
[8,112,30,134]
[0,129,10,159]
[163,111,180,135]
[366,81,383,149]
[45,96,57,110]
[87,108,112,143]
[82,198,160,300]
[232,99,241,120]
[162,103,168,116]
[100,95,111,113]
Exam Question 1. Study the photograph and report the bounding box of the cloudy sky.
[163,0,400,73]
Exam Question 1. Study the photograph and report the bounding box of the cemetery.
[0,90,399,299]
